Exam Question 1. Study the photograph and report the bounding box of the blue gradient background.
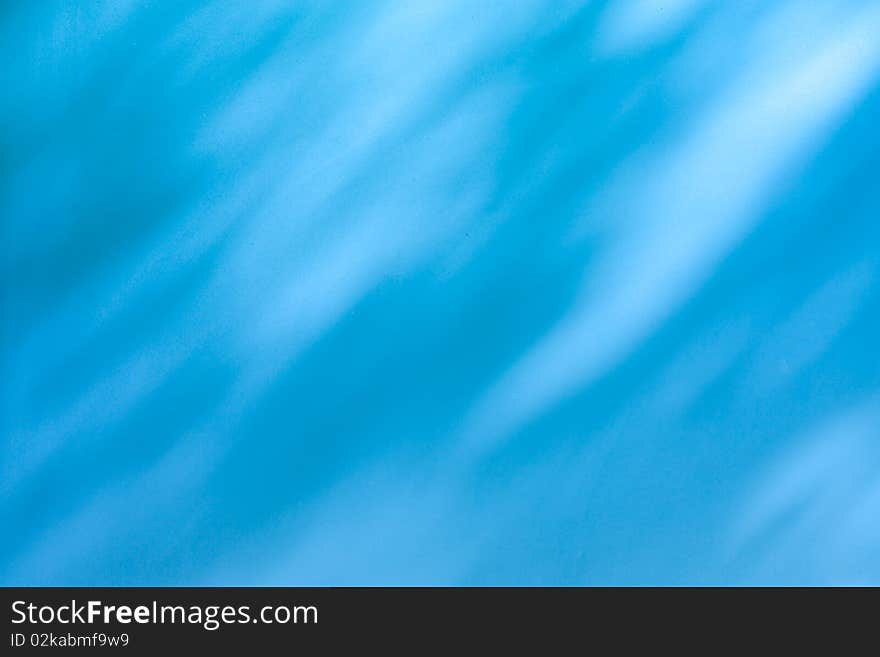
[2,0,879,585]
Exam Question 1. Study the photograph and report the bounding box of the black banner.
[1,587,872,652]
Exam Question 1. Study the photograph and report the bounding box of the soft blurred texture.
[2,0,879,585]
